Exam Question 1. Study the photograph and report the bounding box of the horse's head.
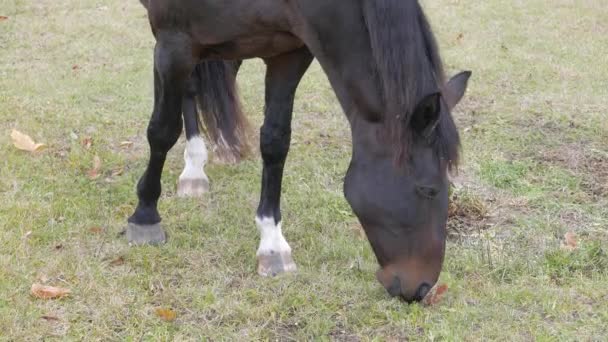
[344,71,470,302]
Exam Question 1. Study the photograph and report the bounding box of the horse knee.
[260,125,290,163]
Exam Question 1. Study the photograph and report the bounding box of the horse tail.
[139,0,149,9]
[192,60,251,163]
[362,0,447,163]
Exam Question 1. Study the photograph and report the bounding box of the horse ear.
[410,92,441,137]
[444,71,471,110]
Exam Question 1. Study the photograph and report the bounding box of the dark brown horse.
[129,0,471,302]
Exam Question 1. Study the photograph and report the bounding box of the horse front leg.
[127,32,195,245]
[256,48,313,276]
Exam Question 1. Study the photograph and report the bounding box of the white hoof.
[178,136,209,197]
[255,216,297,276]
[177,177,209,197]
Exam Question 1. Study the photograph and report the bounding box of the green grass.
[1,0,607,340]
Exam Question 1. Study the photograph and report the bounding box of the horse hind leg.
[177,60,247,197]
[178,76,210,198]
[127,32,195,245]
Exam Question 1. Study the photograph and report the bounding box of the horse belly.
[201,33,304,60]
[176,0,301,59]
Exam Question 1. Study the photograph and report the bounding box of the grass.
[1,0,607,340]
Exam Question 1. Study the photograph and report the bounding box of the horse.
[129,0,471,303]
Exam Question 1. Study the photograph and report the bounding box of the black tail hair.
[191,61,251,163]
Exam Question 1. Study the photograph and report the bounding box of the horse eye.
[416,186,439,199]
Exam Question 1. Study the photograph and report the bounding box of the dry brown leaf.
[11,129,46,152]
[119,141,134,149]
[0,16,8,21]
[89,226,104,234]
[561,231,578,251]
[155,308,177,322]
[41,315,60,321]
[565,231,577,248]
[81,137,93,149]
[72,65,80,70]
[422,283,448,306]
[87,155,102,179]
[109,256,125,266]
[31,283,70,299]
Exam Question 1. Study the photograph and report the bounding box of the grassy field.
[1,0,607,340]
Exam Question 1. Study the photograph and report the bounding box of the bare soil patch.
[537,143,608,198]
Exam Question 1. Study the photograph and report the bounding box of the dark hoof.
[126,222,167,246]
[177,177,209,197]
[257,252,297,277]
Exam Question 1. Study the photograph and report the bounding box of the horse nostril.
[415,282,432,301]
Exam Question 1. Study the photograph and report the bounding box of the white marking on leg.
[178,136,209,196]
[255,216,292,257]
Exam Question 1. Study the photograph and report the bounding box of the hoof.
[257,251,297,277]
[177,177,209,197]
[126,222,167,246]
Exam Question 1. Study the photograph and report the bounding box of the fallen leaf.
[11,129,46,152]
[81,137,93,149]
[41,315,60,321]
[31,283,70,299]
[155,308,177,322]
[0,16,8,21]
[119,141,133,149]
[455,32,464,43]
[87,155,102,179]
[561,231,578,251]
[109,256,125,266]
[72,65,80,70]
[422,283,448,306]
[89,226,104,234]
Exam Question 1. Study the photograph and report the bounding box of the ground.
[0,0,607,340]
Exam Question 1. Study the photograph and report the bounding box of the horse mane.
[363,0,460,170]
